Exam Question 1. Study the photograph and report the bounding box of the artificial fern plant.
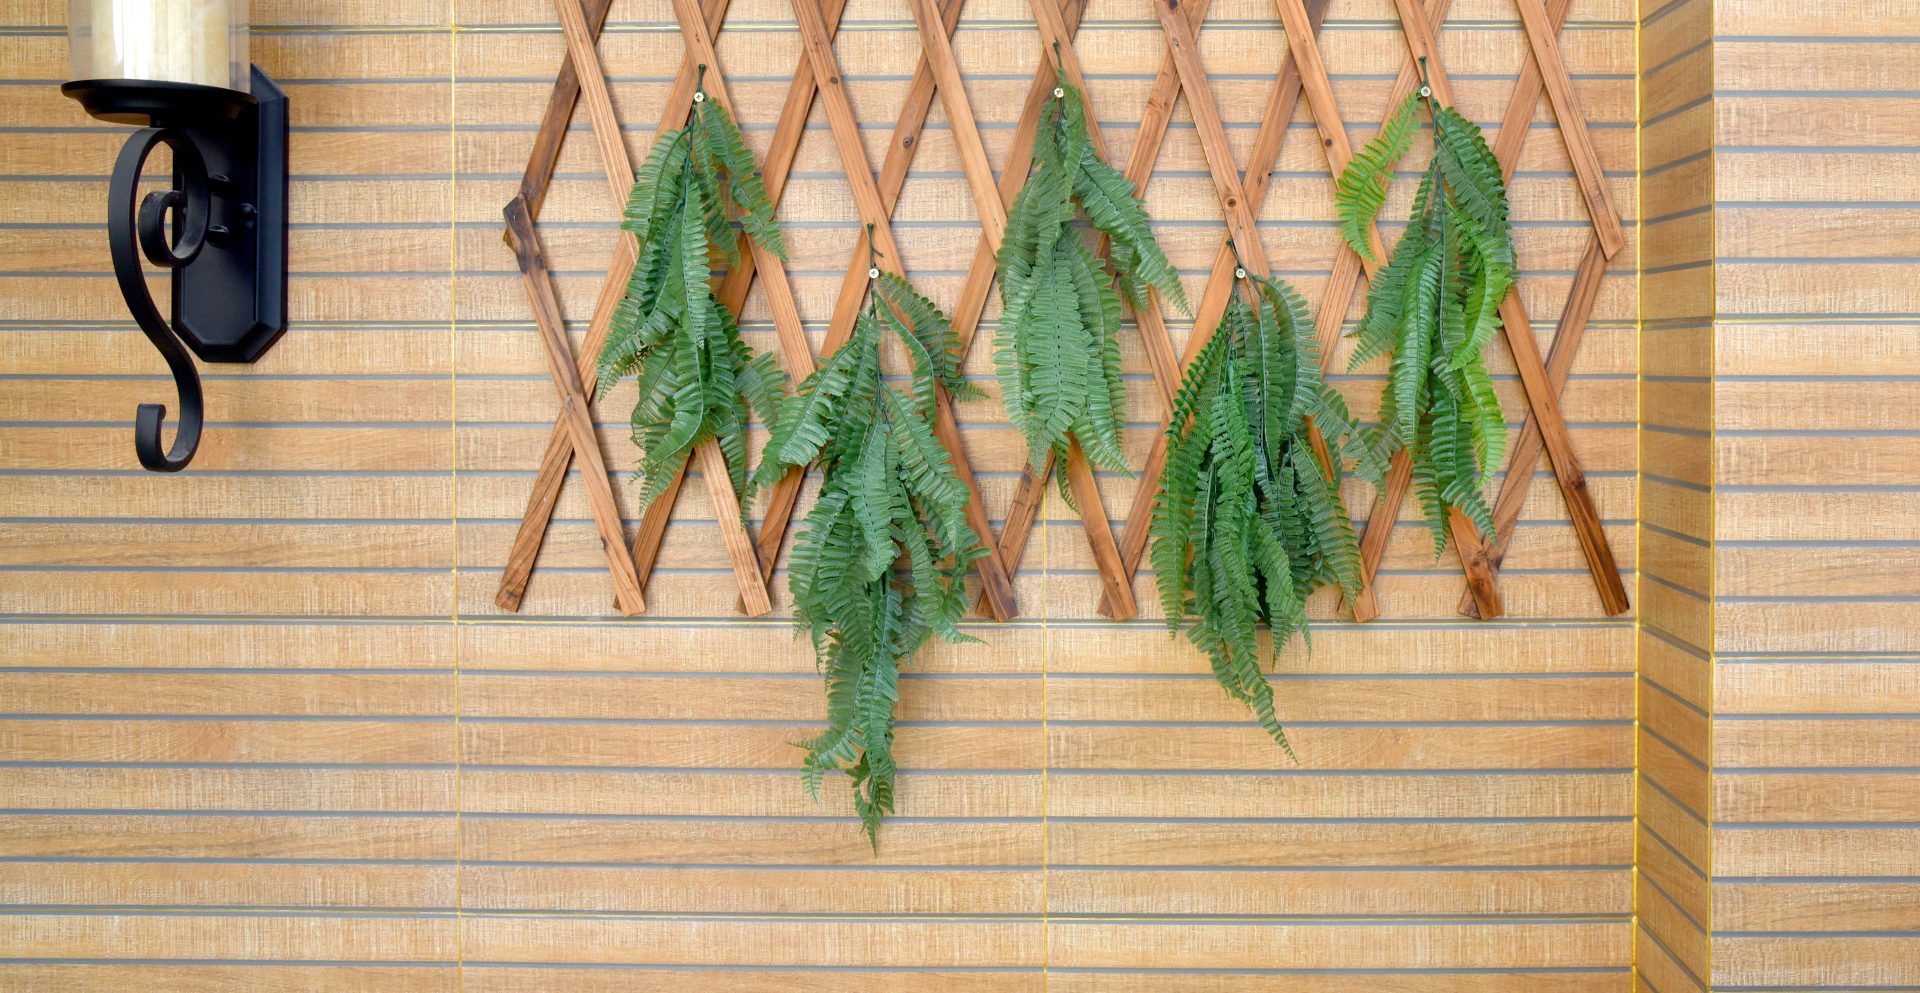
[751,233,986,844]
[1149,259,1383,754]
[597,73,788,511]
[995,61,1189,490]
[1334,65,1516,554]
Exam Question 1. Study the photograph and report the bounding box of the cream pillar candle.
[69,0,247,92]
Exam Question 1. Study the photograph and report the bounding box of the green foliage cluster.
[1149,268,1383,753]
[995,67,1189,491]
[597,89,788,511]
[751,258,986,844]
[1334,82,1517,554]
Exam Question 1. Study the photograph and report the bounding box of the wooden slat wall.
[1708,1,1920,989]
[0,0,1640,988]
[1634,0,1712,988]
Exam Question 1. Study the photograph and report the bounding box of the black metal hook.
[109,126,210,471]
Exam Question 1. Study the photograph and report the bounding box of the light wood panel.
[0,0,1640,987]
[1704,1,1920,987]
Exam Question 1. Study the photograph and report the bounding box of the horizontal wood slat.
[0,0,1649,985]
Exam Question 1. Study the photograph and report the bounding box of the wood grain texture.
[1634,3,1715,988]
[0,0,1648,986]
[1706,3,1920,987]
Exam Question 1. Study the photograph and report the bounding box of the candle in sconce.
[68,0,248,92]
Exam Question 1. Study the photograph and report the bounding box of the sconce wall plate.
[61,65,288,470]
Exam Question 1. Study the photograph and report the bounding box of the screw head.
[868,267,880,280]
[693,91,706,103]
[1235,267,1247,280]
[1418,85,1431,99]
[1053,87,1064,99]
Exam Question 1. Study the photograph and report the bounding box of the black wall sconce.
[62,0,288,471]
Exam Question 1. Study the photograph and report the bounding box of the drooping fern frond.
[1334,69,1516,557]
[1148,263,1384,755]
[995,63,1189,495]
[752,243,985,846]
[597,82,788,512]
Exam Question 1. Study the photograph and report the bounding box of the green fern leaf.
[598,88,793,516]
[1334,92,1419,264]
[761,277,985,847]
[1344,93,1518,556]
[994,70,1184,484]
[1150,270,1370,756]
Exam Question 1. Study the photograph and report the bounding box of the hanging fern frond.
[995,65,1189,494]
[1149,265,1384,755]
[752,250,985,846]
[1333,75,1516,556]
[597,87,788,512]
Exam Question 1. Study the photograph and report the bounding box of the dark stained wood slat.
[494,0,726,612]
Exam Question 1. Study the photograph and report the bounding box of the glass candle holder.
[68,0,248,93]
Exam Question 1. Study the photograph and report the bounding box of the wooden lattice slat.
[1455,0,1625,617]
[892,0,1139,619]
[494,0,716,613]
[1513,0,1626,258]
[977,0,1192,622]
[747,0,1021,621]
[502,197,646,616]
[1105,0,1368,617]
[1369,0,1630,618]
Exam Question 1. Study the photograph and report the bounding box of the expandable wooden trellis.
[895,0,1151,620]
[1118,0,1629,620]
[497,0,1628,622]
[1377,0,1630,618]
[496,0,803,616]
[496,0,1021,618]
